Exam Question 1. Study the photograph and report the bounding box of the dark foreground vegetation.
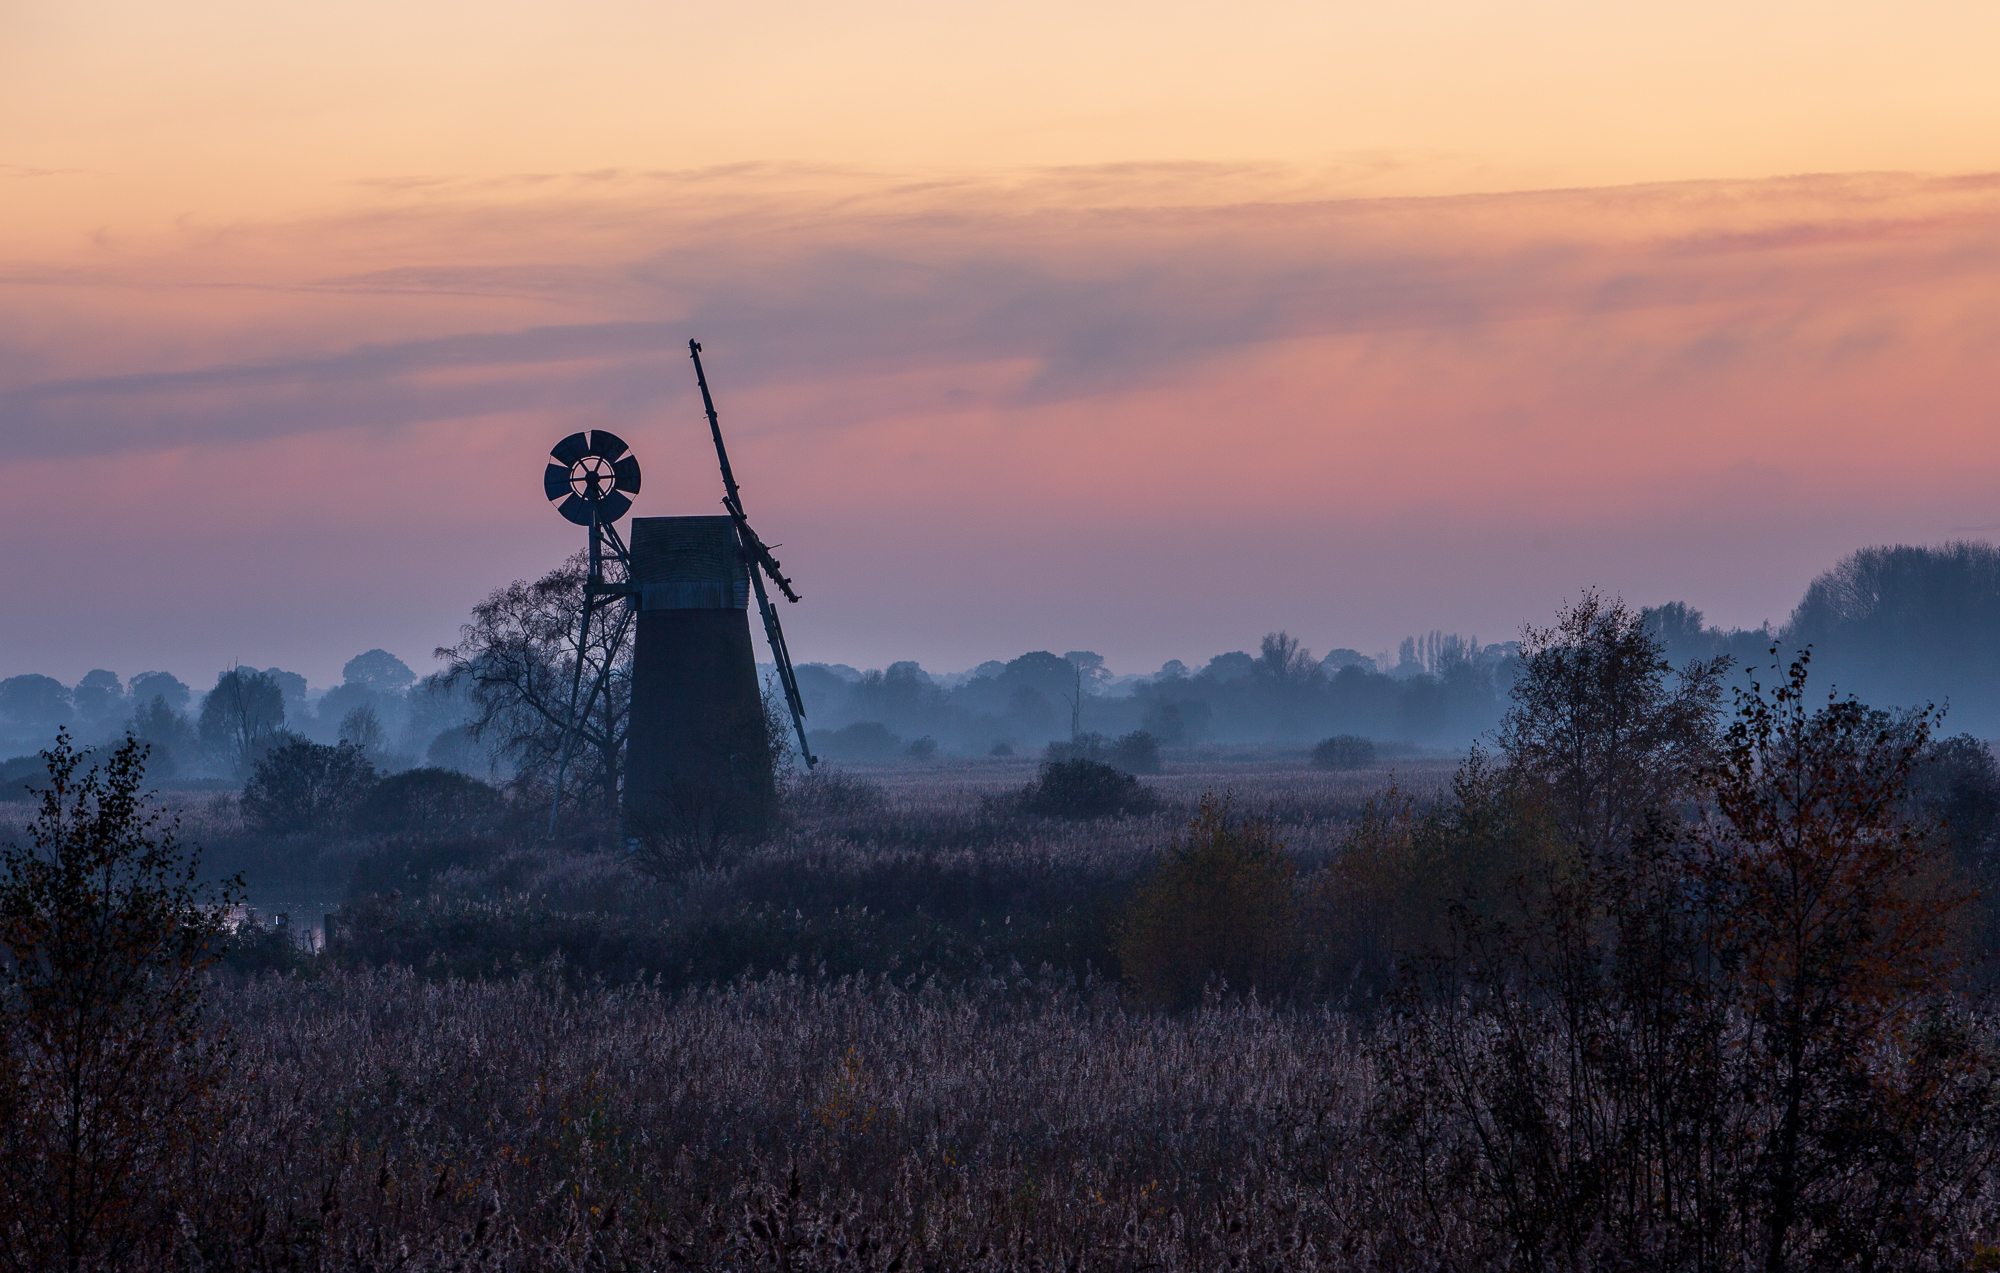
[7,593,2000,1269]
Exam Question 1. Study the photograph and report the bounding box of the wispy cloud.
[8,168,1994,463]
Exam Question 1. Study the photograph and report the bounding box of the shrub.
[1018,759,1158,819]
[1116,795,1297,1009]
[349,834,505,899]
[787,767,887,817]
[240,739,376,835]
[807,721,902,762]
[905,735,939,759]
[353,766,503,837]
[1108,730,1163,775]
[1311,734,1376,770]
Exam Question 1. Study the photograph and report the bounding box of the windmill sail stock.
[688,340,818,769]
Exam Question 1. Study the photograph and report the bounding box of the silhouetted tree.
[1501,591,1729,855]
[1379,654,1997,1268]
[1786,541,2000,731]
[341,648,416,695]
[0,675,72,731]
[240,739,377,836]
[435,552,630,816]
[0,733,237,1271]
[196,667,285,779]
[124,697,195,779]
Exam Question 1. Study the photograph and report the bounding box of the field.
[8,746,1999,1270]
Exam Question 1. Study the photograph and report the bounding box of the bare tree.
[434,552,632,820]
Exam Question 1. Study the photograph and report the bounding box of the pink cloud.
[3,168,1998,683]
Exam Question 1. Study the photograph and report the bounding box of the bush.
[1018,758,1158,820]
[905,735,938,759]
[1116,795,1297,1009]
[807,721,902,762]
[349,834,507,899]
[786,766,887,817]
[353,766,504,836]
[240,739,376,834]
[1108,730,1163,775]
[0,753,40,800]
[1311,734,1376,770]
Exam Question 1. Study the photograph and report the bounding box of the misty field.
[11,635,2000,1270]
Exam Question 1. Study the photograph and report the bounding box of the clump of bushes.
[1116,796,1296,1009]
[1018,759,1158,819]
[240,739,375,833]
[353,766,505,836]
[787,766,887,817]
[1046,730,1164,775]
[1312,734,1377,770]
[807,721,902,762]
[349,834,506,898]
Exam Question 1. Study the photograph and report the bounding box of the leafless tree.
[434,552,631,820]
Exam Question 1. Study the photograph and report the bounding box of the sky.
[4,0,2000,690]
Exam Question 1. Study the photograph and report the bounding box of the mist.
[7,538,1995,781]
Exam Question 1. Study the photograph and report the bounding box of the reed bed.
[194,967,1391,1270]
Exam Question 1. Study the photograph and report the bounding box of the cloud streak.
[9,169,1996,463]
[3,165,1999,682]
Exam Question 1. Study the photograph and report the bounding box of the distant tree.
[1202,651,1255,683]
[424,724,486,775]
[69,671,124,726]
[0,733,238,1271]
[1786,541,2000,730]
[0,675,73,729]
[1255,631,1321,687]
[1062,651,1109,690]
[341,648,417,696]
[846,663,949,738]
[1140,700,1188,745]
[436,552,631,816]
[240,739,377,835]
[337,704,388,764]
[196,667,286,779]
[1107,730,1163,775]
[124,672,189,715]
[1500,591,1730,855]
[1319,648,1371,674]
[808,721,902,762]
[260,668,309,722]
[125,697,196,779]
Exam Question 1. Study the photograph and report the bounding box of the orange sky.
[4,1,2000,685]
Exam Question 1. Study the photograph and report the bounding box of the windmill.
[542,429,641,830]
[617,340,816,845]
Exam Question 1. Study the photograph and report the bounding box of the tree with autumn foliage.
[1378,651,2000,1270]
[0,733,239,1273]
